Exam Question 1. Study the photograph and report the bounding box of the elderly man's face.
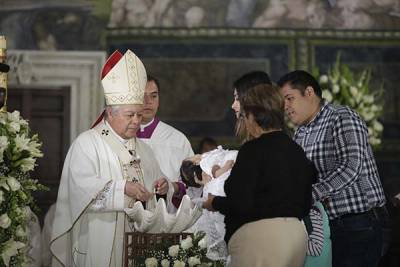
[106,104,143,139]
[142,80,159,124]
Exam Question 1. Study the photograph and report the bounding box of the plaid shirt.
[294,101,386,219]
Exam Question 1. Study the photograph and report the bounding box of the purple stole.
[137,118,160,139]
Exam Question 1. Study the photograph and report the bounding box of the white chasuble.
[50,121,174,267]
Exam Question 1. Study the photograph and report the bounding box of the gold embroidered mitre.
[101,49,147,105]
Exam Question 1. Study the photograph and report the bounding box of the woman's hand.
[202,193,216,211]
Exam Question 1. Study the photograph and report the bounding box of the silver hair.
[105,105,122,118]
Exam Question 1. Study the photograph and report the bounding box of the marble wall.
[0,0,106,50]
[108,29,400,144]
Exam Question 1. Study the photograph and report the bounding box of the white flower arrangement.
[136,232,225,267]
[317,56,384,148]
[0,110,46,266]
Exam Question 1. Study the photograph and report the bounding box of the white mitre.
[101,49,147,105]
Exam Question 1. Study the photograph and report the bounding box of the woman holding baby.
[203,72,316,267]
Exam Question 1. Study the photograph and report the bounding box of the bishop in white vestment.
[50,50,174,267]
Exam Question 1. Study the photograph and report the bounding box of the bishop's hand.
[124,181,152,202]
[153,177,169,195]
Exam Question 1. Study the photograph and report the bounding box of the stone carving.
[107,0,400,29]
[0,1,104,50]
[185,6,205,28]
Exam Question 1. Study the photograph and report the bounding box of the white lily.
[369,137,381,146]
[19,157,36,173]
[161,259,170,267]
[363,111,374,122]
[15,225,27,237]
[350,86,358,97]
[0,136,8,151]
[168,245,179,257]
[363,95,374,104]
[145,257,158,267]
[319,75,328,84]
[370,104,379,113]
[0,113,6,124]
[28,140,43,158]
[332,84,340,94]
[180,236,193,250]
[173,260,185,267]
[368,127,374,136]
[13,134,30,154]
[0,213,11,229]
[188,256,201,267]
[7,110,21,122]
[0,180,9,191]
[1,238,25,267]
[373,120,383,132]
[322,90,333,102]
[198,237,207,249]
[7,177,21,191]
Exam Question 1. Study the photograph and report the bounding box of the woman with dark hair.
[203,84,316,267]
[231,71,272,141]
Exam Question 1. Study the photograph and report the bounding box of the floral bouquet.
[137,232,225,267]
[316,55,384,148]
[0,110,46,266]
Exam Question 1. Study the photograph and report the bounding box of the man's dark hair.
[234,71,272,98]
[180,160,202,188]
[277,70,322,98]
[147,74,160,92]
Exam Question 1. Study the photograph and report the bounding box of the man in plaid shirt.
[278,70,389,267]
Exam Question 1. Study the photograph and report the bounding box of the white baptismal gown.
[192,147,238,262]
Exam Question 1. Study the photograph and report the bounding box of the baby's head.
[180,160,203,188]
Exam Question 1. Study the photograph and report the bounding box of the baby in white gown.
[181,146,238,262]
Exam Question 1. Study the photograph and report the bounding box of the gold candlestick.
[0,35,8,113]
